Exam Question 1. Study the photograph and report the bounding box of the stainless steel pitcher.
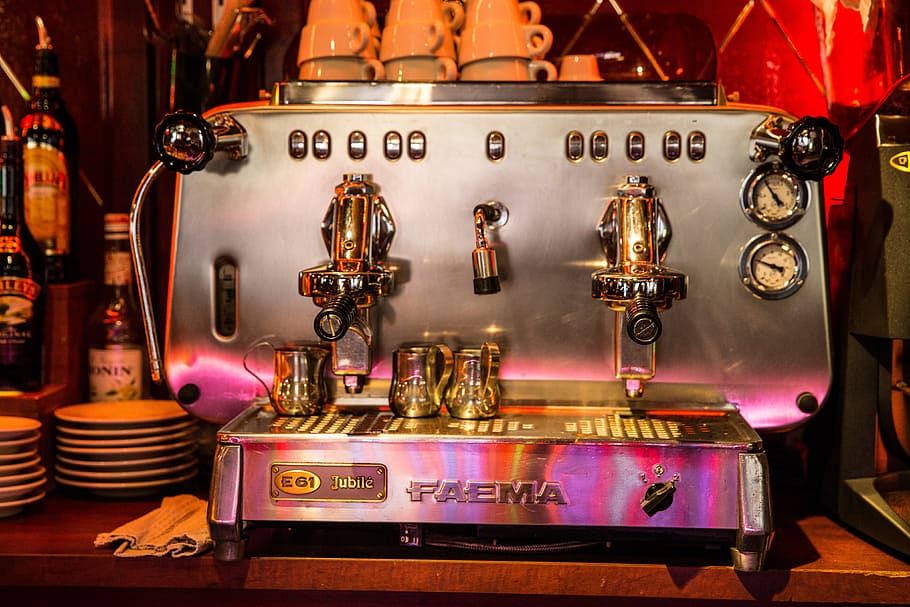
[389,343,454,417]
[445,342,501,419]
[243,341,330,416]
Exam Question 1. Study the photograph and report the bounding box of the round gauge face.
[741,165,808,229]
[739,233,808,299]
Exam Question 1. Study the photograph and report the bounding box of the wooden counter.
[0,485,907,606]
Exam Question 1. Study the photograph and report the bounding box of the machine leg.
[208,443,247,561]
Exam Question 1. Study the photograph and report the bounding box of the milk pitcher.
[445,342,501,419]
[389,343,454,417]
[243,340,330,416]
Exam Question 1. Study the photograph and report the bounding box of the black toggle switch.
[640,481,676,517]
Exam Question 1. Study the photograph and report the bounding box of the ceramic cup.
[384,56,458,81]
[298,56,384,80]
[459,56,556,81]
[457,22,551,65]
[464,0,541,29]
[297,21,371,63]
[559,54,603,81]
[307,0,373,24]
[380,20,445,61]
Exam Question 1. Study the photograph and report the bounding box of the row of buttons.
[286,128,705,163]
[565,130,706,162]
[288,129,427,161]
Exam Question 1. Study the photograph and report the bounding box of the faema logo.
[889,150,910,173]
[406,479,569,505]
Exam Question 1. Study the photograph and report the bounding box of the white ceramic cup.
[380,20,445,61]
[298,56,384,80]
[298,21,371,63]
[559,54,603,81]
[459,57,556,81]
[307,0,373,24]
[464,0,541,29]
[384,56,458,81]
[457,22,551,65]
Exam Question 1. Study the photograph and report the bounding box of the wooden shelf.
[0,488,907,606]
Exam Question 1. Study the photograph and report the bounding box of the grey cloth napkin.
[94,494,212,557]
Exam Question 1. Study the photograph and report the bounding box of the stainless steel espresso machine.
[130,81,842,571]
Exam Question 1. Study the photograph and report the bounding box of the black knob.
[640,481,676,517]
[779,116,844,181]
[625,295,662,345]
[314,294,358,342]
[154,111,216,174]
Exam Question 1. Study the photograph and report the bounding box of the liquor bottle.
[87,213,146,401]
[19,16,79,284]
[0,117,46,392]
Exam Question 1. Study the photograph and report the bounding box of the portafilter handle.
[131,111,248,384]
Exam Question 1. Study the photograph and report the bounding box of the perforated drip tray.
[220,404,760,448]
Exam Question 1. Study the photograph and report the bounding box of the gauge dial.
[739,233,808,299]
[741,164,808,229]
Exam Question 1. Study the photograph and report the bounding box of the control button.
[384,131,403,160]
[566,131,584,161]
[408,131,426,160]
[627,132,645,161]
[640,481,676,516]
[487,131,505,161]
[313,130,331,160]
[591,131,608,161]
[348,130,366,160]
[288,130,307,159]
[688,131,706,161]
[663,131,681,161]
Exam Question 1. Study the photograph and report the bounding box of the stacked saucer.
[0,415,46,517]
[54,400,199,498]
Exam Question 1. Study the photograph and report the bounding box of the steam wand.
[472,201,508,295]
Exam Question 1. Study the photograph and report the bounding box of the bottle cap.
[103,213,130,234]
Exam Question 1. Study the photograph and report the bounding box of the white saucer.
[56,425,198,448]
[0,490,45,518]
[55,418,197,439]
[0,455,41,475]
[0,447,38,464]
[0,431,40,454]
[55,468,198,498]
[0,416,41,440]
[0,465,45,487]
[54,400,190,427]
[55,457,196,481]
[56,438,197,460]
[55,446,198,470]
[0,477,45,501]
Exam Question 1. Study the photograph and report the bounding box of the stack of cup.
[457,0,556,81]
[380,0,459,81]
[297,0,384,81]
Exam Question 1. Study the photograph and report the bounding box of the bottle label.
[22,144,70,254]
[88,346,145,401]
[104,251,133,286]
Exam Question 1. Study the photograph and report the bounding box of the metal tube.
[129,160,167,383]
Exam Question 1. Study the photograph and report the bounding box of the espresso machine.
[131,80,842,571]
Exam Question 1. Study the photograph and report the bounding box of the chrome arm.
[129,160,168,383]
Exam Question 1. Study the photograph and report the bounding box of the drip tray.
[220,404,762,448]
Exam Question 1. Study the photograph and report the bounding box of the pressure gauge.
[739,232,808,299]
[740,164,808,229]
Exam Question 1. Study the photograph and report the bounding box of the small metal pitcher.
[243,340,330,416]
[389,343,454,417]
[445,342,501,419]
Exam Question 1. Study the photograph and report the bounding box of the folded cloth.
[94,494,212,557]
